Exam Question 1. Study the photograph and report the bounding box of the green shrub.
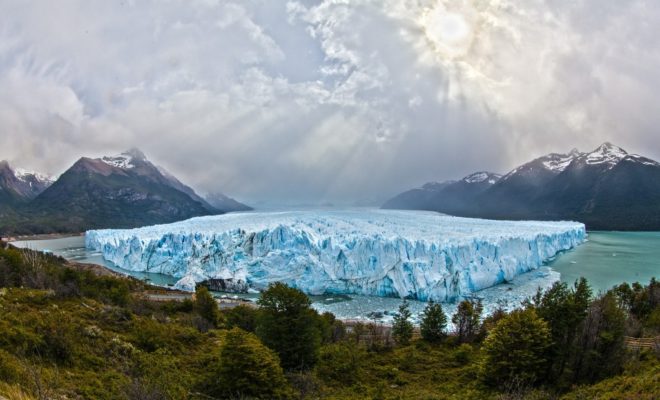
[194,286,221,328]
[0,349,23,383]
[481,308,551,388]
[208,328,291,399]
[131,318,174,353]
[256,283,322,371]
[39,317,76,365]
[453,343,474,365]
[128,349,191,400]
[224,303,259,332]
[316,343,363,385]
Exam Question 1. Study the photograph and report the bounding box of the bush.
[318,311,346,344]
[224,304,259,332]
[256,283,322,371]
[130,318,201,353]
[315,343,363,385]
[481,308,551,388]
[40,318,76,365]
[194,286,221,328]
[128,349,191,400]
[0,349,23,383]
[208,328,291,399]
[453,343,474,365]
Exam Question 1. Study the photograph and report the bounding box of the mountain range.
[0,149,251,235]
[383,143,660,230]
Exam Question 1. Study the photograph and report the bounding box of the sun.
[420,2,476,60]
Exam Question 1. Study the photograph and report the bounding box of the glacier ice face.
[85,210,586,302]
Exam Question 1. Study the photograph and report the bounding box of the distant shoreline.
[7,232,85,242]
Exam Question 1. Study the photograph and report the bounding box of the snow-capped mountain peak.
[101,154,134,169]
[540,149,584,172]
[14,168,55,186]
[584,142,628,166]
[624,154,660,167]
[500,149,582,182]
[0,161,54,199]
[462,171,501,184]
[100,148,146,169]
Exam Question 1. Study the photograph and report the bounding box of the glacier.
[85,210,586,302]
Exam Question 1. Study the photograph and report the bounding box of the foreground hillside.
[0,242,658,399]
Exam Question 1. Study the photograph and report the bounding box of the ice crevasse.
[85,210,586,302]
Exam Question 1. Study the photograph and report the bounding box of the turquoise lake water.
[549,231,659,292]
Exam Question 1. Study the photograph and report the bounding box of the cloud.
[1,0,659,204]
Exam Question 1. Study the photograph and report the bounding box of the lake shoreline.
[6,232,85,242]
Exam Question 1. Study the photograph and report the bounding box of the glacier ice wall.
[85,210,586,302]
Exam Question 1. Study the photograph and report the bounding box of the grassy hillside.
[0,242,658,400]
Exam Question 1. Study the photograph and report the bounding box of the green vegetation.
[208,328,291,399]
[452,299,483,344]
[419,300,447,343]
[481,308,551,387]
[392,301,414,346]
[256,282,324,371]
[0,241,658,399]
[532,277,592,384]
[194,286,222,329]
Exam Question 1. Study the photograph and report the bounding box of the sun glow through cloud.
[420,2,475,60]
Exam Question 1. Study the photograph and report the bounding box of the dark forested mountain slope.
[383,143,660,230]
[0,149,249,235]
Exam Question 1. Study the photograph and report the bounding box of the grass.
[0,243,658,399]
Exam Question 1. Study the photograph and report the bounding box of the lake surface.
[549,231,659,292]
[12,231,658,321]
[12,236,179,287]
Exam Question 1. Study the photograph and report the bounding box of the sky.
[1,0,660,205]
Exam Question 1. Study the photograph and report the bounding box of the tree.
[452,300,482,343]
[256,283,322,371]
[209,328,291,399]
[481,308,552,388]
[533,278,591,382]
[224,304,259,332]
[613,278,660,322]
[571,292,627,383]
[194,285,221,328]
[392,301,414,346]
[420,300,447,343]
[318,311,346,343]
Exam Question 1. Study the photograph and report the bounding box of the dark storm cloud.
[1,0,659,205]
